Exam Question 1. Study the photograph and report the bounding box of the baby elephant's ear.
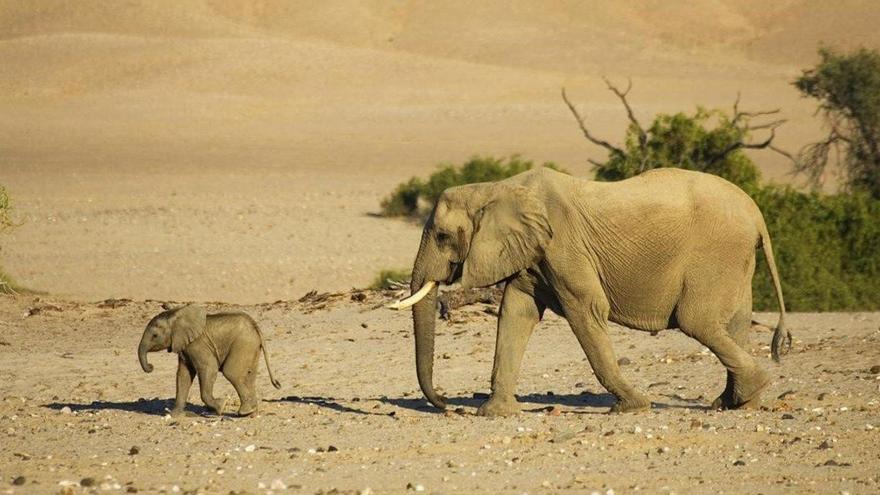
[169,305,208,352]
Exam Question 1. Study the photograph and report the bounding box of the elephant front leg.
[477,283,543,417]
[564,297,650,413]
[171,354,196,416]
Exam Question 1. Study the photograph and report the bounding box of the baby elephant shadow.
[44,399,211,417]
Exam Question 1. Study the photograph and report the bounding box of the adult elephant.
[388,167,790,416]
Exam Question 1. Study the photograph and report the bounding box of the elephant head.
[389,181,552,409]
[138,305,207,373]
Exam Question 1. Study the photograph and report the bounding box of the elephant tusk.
[386,281,436,310]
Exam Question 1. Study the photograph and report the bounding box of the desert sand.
[1,1,880,493]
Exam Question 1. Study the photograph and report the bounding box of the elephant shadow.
[380,390,619,414]
[380,390,708,414]
[44,399,211,417]
[266,395,390,416]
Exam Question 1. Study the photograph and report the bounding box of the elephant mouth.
[445,262,463,285]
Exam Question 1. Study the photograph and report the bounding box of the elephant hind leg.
[714,295,756,408]
[677,305,768,410]
[224,347,261,416]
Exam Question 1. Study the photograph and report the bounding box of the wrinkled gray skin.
[138,305,281,416]
[408,167,790,416]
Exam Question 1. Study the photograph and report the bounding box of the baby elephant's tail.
[253,321,282,389]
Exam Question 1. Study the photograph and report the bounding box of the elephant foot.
[169,407,186,417]
[477,396,521,417]
[714,367,770,410]
[609,394,651,414]
[208,397,227,416]
[238,401,259,417]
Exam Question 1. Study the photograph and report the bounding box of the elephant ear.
[460,184,552,289]
[169,305,208,353]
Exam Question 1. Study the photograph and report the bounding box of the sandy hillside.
[2,1,879,301]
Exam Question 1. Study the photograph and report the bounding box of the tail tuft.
[271,378,282,389]
[771,323,792,363]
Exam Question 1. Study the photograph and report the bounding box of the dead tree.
[562,78,796,170]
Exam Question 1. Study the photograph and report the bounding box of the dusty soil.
[1,294,878,494]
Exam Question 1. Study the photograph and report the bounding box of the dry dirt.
[2,2,880,494]
[1,295,879,494]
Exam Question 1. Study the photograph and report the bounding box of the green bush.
[794,47,880,198]
[0,185,22,295]
[586,105,880,311]
[595,108,763,192]
[752,187,880,311]
[369,268,412,290]
[381,155,565,217]
[0,186,14,233]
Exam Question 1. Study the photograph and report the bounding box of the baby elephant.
[137,305,281,416]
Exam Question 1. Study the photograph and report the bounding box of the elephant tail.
[758,224,791,362]
[252,319,282,389]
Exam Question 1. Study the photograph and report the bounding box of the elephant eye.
[436,231,451,244]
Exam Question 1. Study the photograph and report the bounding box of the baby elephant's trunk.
[138,340,154,373]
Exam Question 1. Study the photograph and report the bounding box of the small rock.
[617,357,631,366]
[574,382,586,388]
[818,439,832,450]
[547,406,562,416]
[782,413,795,420]
[869,365,880,374]
[129,446,139,455]
[550,430,575,443]
[126,487,138,493]
[12,476,25,486]
[60,406,72,415]
[689,418,702,429]
[733,460,746,466]
[777,390,797,400]
[81,477,96,487]
[328,445,338,452]
[817,392,828,401]
[244,444,256,452]
[632,425,642,434]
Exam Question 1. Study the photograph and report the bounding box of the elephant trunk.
[411,265,446,410]
[138,339,154,373]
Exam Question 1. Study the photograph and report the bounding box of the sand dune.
[1,1,878,301]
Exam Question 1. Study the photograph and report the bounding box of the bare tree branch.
[561,87,626,158]
[602,77,648,160]
[705,95,795,166]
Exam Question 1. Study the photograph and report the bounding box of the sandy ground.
[2,2,880,493]
[0,295,878,494]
